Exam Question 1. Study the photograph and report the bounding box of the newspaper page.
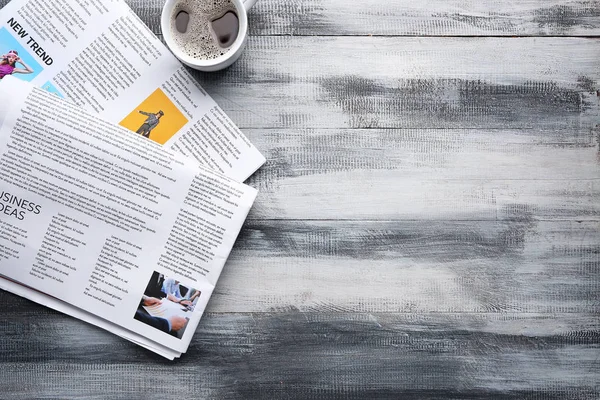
[0,0,265,182]
[0,276,182,359]
[0,76,257,355]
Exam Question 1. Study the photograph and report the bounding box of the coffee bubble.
[171,0,239,61]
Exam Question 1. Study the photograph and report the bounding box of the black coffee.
[175,11,190,33]
[211,11,239,48]
[170,0,239,60]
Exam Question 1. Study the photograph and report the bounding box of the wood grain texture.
[3,0,600,37]
[244,128,600,220]
[0,292,598,399]
[189,37,600,130]
[121,0,600,37]
[214,220,600,312]
[247,0,600,37]
[0,0,599,398]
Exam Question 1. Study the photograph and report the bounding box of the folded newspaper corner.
[0,76,259,359]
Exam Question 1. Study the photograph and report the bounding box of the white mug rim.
[161,0,248,68]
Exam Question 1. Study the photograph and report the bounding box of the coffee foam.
[171,0,238,61]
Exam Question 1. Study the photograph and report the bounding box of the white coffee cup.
[161,0,257,72]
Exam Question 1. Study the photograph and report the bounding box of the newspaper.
[0,0,265,182]
[0,76,257,358]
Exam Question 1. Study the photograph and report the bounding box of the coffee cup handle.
[242,0,257,11]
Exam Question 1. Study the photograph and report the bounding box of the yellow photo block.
[119,88,189,145]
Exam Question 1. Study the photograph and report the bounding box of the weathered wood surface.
[218,220,600,313]
[243,126,600,220]
[126,0,600,37]
[1,0,599,399]
[1,294,598,399]
[228,37,600,221]
[192,37,599,130]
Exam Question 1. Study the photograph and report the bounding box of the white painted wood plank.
[203,220,600,313]
[191,37,599,130]
[0,306,598,398]
[249,0,600,37]
[248,174,600,221]
[121,0,600,37]
[249,177,599,221]
[243,128,600,220]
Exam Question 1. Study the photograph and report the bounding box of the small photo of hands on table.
[134,271,202,338]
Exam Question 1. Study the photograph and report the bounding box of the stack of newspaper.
[0,0,265,359]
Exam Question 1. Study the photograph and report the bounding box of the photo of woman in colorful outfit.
[0,50,34,79]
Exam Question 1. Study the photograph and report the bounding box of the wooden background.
[1,0,599,398]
